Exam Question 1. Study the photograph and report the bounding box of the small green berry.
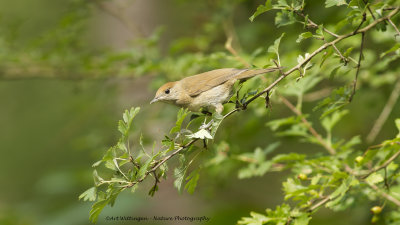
[371,206,382,214]
[298,173,307,180]
[355,156,364,164]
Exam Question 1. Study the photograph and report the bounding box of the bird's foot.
[200,119,214,130]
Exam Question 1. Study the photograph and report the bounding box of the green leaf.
[281,74,323,97]
[314,86,351,118]
[275,11,296,27]
[343,47,354,58]
[380,43,400,58]
[296,32,313,43]
[268,33,285,56]
[325,0,347,8]
[211,113,224,137]
[293,213,311,225]
[184,169,200,194]
[321,110,349,133]
[137,157,153,179]
[173,154,188,192]
[79,187,97,202]
[366,172,384,185]
[267,116,301,131]
[326,176,354,208]
[249,0,272,22]
[170,108,189,134]
[89,199,109,223]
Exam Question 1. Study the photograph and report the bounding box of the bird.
[150,67,280,114]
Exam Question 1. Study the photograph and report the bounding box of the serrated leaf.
[137,157,152,179]
[211,113,224,137]
[184,169,200,194]
[79,187,97,202]
[89,199,109,223]
[170,108,189,134]
[268,33,285,56]
[325,0,347,8]
[293,213,311,225]
[267,116,301,131]
[321,110,349,133]
[174,155,188,192]
[275,11,296,27]
[381,43,400,58]
[296,32,313,43]
[366,172,384,185]
[314,86,351,118]
[249,0,272,22]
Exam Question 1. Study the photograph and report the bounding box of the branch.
[294,10,340,38]
[279,95,336,155]
[367,79,400,143]
[124,138,198,188]
[367,182,400,207]
[388,18,400,38]
[243,7,400,106]
[361,145,400,179]
[349,32,365,102]
[308,196,330,212]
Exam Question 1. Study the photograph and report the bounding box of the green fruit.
[298,173,307,180]
[371,206,382,214]
[355,156,364,164]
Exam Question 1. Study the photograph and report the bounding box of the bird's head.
[150,81,179,104]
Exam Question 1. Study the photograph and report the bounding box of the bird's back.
[180,68,278,97]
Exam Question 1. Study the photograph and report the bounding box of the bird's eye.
[165,89,170,94]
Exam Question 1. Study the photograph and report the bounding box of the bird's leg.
[200,118,214,130]
[199,108,217,130]
[203,139,208,149]
[235,83,244,109]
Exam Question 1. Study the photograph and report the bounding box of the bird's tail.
[235,67,282,81]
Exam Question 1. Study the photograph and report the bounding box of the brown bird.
[150,68,279,114]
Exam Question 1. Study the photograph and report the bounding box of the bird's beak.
[150,98,159,104]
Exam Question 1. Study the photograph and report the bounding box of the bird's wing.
[181,68,279,97]
[180,68,246,97]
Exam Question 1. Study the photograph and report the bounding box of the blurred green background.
[0,0,399,224]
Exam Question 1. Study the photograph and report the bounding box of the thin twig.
[361,147,400,179]
[225,36,251,68]
[124,139,198,188]
[279,95,336,155]
[353,13,367,34]
[388,18,400,38]
[308,196,331,212]
[367,182,400,207]
[362,0,377,20]
[294,11,340,38]
[367,79,400,143]
[349,32,366,102]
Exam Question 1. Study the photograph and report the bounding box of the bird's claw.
[200,119,214,130]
